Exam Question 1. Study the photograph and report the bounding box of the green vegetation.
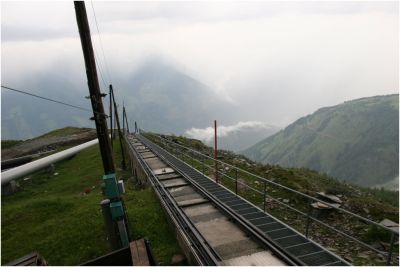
[35,127,93,139]
[1,138,182,265]
[1,140,23,149]
[364,225,392,243]
[242,94,399,188]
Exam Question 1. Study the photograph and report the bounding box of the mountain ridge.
[1,59,237,140]
[242,94,399,188]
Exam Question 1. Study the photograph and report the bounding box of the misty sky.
[1,1,399,130]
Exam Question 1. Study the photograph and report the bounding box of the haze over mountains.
[242,94,399,188]
[185,121,280,152]
[1,77,91,140]
[2,60,273,151]
[119,59,238,134]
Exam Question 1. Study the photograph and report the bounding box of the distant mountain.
[1,81,92,140]
[1,59,237,140]
[120,59,238,134]
[185,121,280,152]
[216,125,279,152]
[242,95,399,187]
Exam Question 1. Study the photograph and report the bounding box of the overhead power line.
[90,0,113,83]
[82,3,108,89]
[1,85,108,118]
[95,52,108,89]
[91,35,108,89]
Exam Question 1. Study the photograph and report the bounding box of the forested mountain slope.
[243,95,399,187]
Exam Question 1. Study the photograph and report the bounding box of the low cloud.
[2,1,398,129]
[185,121,274,142]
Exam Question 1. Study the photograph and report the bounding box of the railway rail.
[125,133,349,265]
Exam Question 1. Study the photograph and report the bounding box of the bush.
[364,225,392,243]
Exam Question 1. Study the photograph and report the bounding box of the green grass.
[1,138,182,265]
[1,140,23,149]
[35,127,93,139]
[1,144,107,265]
[123,187,182,265]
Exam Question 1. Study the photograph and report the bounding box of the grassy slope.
[243,94,399,187]
[33,127,93,139]
[1,140,24,149]
[1,138,182,265]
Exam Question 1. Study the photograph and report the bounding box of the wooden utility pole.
[109,85,113,148]
[113,110,117,139]
[75,1,129,249]
[122,104,125,133]
[74,1,114,174]
[110,85,126,170]
[123,106,130,133]
[214,120,219,183]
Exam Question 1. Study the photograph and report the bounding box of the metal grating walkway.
[137,134,349,266]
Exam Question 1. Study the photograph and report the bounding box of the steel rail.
[181,149,309,218]
[139,134,360,266]
[125,136,218,265]
[177,149,265,195]
[146,132,399,265]
[138,134,309,265]
[149,132,399,235]
[124,135,221,265]
[181,147,395,259]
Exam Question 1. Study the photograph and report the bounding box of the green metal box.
[110,201,124,219]
[103,173,119,199]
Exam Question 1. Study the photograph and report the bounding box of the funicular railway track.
[125,133,349,266]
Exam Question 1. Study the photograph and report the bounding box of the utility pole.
[74,1,129,249]
[123,106,130,133]
[214,120,219,183]
[113,109,117,139]
[109,85,113,148]
[74,1,114,174]
[122,104,125,133]
[110,85,127,170]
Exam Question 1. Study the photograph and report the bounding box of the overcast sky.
[1,1,399,128]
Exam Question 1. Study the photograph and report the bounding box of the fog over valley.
[1,1,398,154]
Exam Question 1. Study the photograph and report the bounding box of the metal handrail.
[181,149,264,195]
[124,135,220,265]
[151,132,399,235]
[144,131,399,265]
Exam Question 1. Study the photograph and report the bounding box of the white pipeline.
[1,138,99,185]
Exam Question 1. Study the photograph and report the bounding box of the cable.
[92,37,108,89]
[84,2,108,89]
[1,85,108,118]
[90,0,113,83]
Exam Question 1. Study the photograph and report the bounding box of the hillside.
[1,127,96,160]
[242,95,399,188]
